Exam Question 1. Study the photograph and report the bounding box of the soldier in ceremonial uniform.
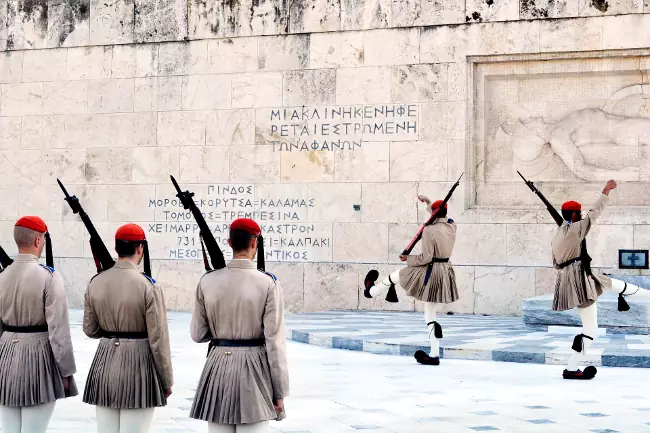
[363,197,459,366]
[83,223,173,432]
[552,180,650,380]
[190,218,289,433]
[0,216,77,433]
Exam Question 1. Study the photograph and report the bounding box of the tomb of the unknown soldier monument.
[3,0,650,431]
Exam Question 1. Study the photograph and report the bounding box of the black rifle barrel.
[402,173,464,256]
[517,171,563,227]
[57,179,115,273]
[170,176,226,270]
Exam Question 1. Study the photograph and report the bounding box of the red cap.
[15,216,47,233]
[561,201,582,212]
[115,223,146,242]
[230,218,261,236]
[431,200,448,210]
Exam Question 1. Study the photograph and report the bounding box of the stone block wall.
[1,0,650,316]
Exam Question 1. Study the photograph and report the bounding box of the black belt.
[557,257,581,269]
[210,338,265,347]
[100,330,148,339]
[423,258,450,285]
[3,324,48,333]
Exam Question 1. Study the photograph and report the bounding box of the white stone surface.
[333,222,388,262]
[363,28,419,66]
[303,263,359,311]
[336,67,390,104]
[232,72,283,108]
[258,35,309,71]
[466,0,519,22]
[474,266,536,315]
[66,46,113,80]
[208,37,258,73]
[309,31,363,68]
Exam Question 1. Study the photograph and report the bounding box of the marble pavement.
[39,309,650,432]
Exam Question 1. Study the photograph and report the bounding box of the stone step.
[522,292,650,335]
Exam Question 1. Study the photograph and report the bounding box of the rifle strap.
[199,234,211,272]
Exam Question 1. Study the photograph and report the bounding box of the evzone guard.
[171,177,289,432]
[363,196,459,366]
[82,224,174,432]
[0,217,78,433]
[519,175,650,380]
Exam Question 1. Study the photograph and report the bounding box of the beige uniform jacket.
[406,218,457,268]
[191,259,289,401]
[552,194,609,265]
[83,260,174,389]
[0,254,76,377]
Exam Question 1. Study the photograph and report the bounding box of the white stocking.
[369,270,401,298]
[0,406,21,433]
[20,402,56,433]
[120,408,155,432]
[608,278,650,298]
[208,422,268,433]
[424,302,440,358]
[566,303,598,372]
[96,406,120,433]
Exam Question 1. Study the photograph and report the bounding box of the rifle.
[517,170,592,275]
[170,176,226,271]
[0,244,12,271]
[402,173,464,256]
[57,179,115,273]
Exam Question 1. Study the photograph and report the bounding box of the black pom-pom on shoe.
[618,293,630,312]
[363,270,379,298]
[414,350,440,365]
[583,365,597,379]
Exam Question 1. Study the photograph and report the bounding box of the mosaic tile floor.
[285,311,650,368]
[29,310,650,432]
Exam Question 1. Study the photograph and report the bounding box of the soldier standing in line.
[363,196,459,366]
[82,223,173,432]
[190,218,289,433]
[551,180,650,380]
[0,216,77,433]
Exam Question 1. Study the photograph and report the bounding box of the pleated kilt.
[0,331,78,407]
[83,338,166,409]
[400,263,459,304]
[190,345,277,425]
[552,262,612,311]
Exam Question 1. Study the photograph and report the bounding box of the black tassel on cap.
[44,232,54,269]
[143,240,152,278]
[257,235,265,271]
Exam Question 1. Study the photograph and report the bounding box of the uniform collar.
[14,254,39,262]
[114,260,138,270]
[228,259,255,269]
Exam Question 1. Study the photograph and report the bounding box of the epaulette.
[260,270,277,281]
[447,218,454,223]
[141,273,156,284]
[39,264,55,273]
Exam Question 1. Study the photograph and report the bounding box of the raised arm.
[45,273,76,378]
[573,180,616,240]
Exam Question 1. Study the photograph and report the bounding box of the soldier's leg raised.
[414,302,442,366]
[20,402,56,433]
[0,405,21,433]
[605,278,650,311]
[564,303,598,380]
[363,269,400,303]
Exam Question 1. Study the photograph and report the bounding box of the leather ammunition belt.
[100,330,148,339]
[3,324,48,333]
[209,338,265,348]
[557,257,581,269]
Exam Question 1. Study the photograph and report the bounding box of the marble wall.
[1,0,650,316]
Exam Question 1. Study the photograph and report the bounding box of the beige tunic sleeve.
[145,285,174,389]
[263,279,289,401]
[407,226,435,267]
[44,273,76,378]
[82,285,102,339]
[571,194,610,240]
[190,280,211,343]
